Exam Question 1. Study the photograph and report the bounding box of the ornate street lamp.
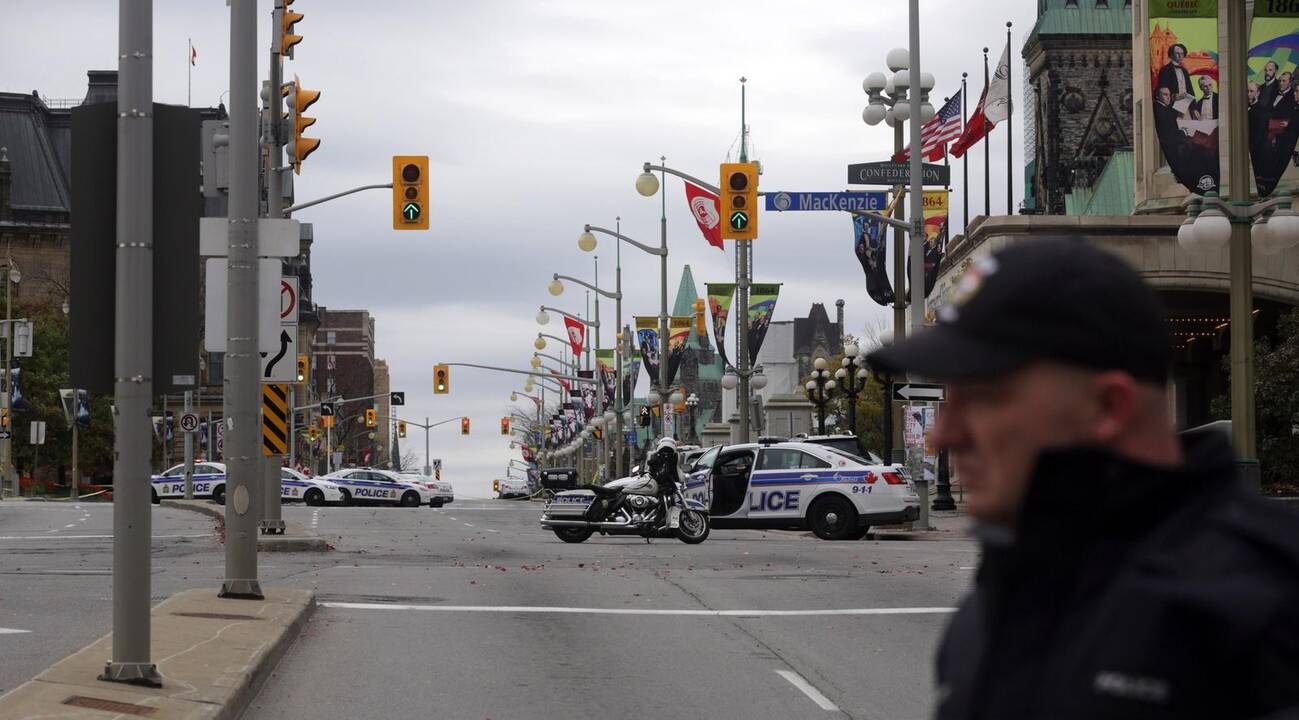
[805,357,836,435]
[832,343,870,449]
[684,393,699,444]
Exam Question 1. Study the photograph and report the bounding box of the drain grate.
[170,611,259,621]
[64,695,157,716]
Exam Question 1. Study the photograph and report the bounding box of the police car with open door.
[320,467,437,507]
[279,467,345,506]
[682,441,920,540]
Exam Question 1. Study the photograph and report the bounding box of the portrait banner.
[1248,5,1299,196]
[595,349,617,408]
[746,284,781,361]
[906,190,949,300]
[706,283,736,370]
[635,316,661,388]
[623,357,640,403]
[578,370,596,421]
[853,214,894,307]
[1148,0,1221,194]
[666,317,692,387]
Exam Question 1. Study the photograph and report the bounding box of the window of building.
[327,330,337,345]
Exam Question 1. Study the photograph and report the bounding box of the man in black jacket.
[868,239,1299,720]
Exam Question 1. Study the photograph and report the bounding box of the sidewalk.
[870,507,973,541]
[162,499,329,552]
[0,588,314,720]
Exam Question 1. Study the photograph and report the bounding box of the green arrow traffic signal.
[729,210,749,231]
[403,202,421,223]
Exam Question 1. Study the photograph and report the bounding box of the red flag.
[951,42,1011,158]
[684,181,724,250]
[190,43,197,66]
[563,316,585,356]
[548,368,572,394]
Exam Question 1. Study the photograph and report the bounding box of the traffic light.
[392,155,430,230]
[284,75,320,175]
[719,162,759,240]
[296,354,309,383]
[460,417,471,435]
[434,364,450,394]
[365,408,376,428]
[500,417,511,436]
[398,421,407,438]
[280,2,304,58]
[693,298,707,336]
[0,408,8,428]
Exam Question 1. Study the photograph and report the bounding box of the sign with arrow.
[729,211,749,232]
[390,391,405,406]
[891,382,945,402]
[262,276,299,382]
[402,202,421,223]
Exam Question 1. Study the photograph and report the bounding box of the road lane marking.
[311,510,320,529]
[64,524,76,528]
[486,529,499,533]
[775,670,840,712]
[0,627,32,634]
[463,523,474,528]
[0,533,211,541]
[319,602,958,617]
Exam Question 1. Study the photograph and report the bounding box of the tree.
[1211,308,1299,494]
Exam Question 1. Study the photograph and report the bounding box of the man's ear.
[1088,372,1139,445]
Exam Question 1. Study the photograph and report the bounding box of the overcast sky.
[5,0,1037,496]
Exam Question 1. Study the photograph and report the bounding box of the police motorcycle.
[540,439,710,544]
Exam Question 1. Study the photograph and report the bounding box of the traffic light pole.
[221,0,264,600]
[101,0,161,687]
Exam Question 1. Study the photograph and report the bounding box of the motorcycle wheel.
[553,527,594,543]
[675,509,709,544]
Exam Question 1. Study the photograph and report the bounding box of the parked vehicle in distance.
[397,470,455,507]
[496,476,531,499]
[280,467,345,506]
[319,468,438,507]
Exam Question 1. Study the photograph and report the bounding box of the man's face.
[1267,62,1278,81]
[1199,77,1214,95]
[1282,74,1292,93]
[1171,46,1186,64]
[1250,83,1260,104]
[933,364,1098,526]
[1158,87,1172,106]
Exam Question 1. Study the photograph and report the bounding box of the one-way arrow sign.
[892,382,945,402]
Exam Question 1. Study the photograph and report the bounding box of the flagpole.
[983,46,990,216]
[1006,22,1014,216]
[187,38,191,107]
[961,72,968,233]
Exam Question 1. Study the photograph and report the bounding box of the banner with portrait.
[577,370,596,421]
[1248,4,1299,196]
[595,349,617,410]
[635,316,661,389]
[906,190,949,300]
[746,284,781,361]
[853,213,894,307]
[666,316,692,387]
[706,283,736,370]
[1148,0,1220,194]
[623,357,640,404]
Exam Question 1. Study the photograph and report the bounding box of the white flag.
[984,41,1012,125]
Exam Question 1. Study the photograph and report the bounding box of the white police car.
[396,470,455,507]
[279,467,345,506]
[682,441,920,540]
[150,462,228,504]
[320,468,437,507]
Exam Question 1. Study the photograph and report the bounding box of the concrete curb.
[162,499,329,552]
[0,588,315,720]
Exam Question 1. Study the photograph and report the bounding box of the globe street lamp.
[832,343,870,450]
[550,266,621,472]
[805,357,836,435]
[684,393,699,444]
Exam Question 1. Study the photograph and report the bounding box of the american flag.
[892,90,964,162]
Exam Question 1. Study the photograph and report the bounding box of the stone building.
[314,308,382,467]
[792,301,844,380]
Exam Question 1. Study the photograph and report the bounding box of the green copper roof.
[1030,0,1131,40]
[1064,150,1134,216]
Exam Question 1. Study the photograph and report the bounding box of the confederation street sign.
[764,191,887,212]
[892,382,946,402]
[848,161,950,187]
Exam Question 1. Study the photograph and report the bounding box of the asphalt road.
[0,498,979,719]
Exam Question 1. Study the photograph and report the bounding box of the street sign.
[847,161,950,187]
[204,259,281,353]
[320,402,335,416]
[261,383,290,456]
[764,191,887,212]
[263,276,300,382]
[390,391,405,406]
[215,419,225,458]
[179,411,200,433]
[29,421,46,445]
[199,217,301,257]
[892,382,946,402]
[0,431,11,440]
[13,321,33,358]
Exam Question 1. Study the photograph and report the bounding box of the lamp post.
[832,343,870,450]
[684,393,699,444]
[805,357,836,435]
[1,261,20,496]
[550,270,620,476]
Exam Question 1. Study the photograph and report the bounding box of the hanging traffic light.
[719,162,759,240]
[434,364,450,394]
[0,408,8,428]
[460,417,471,435]
[280,2,304,58]
[500,417,511,436]
[296,354,309,383]
[398,421,407,438]
[392,155,430,230]
[365,408,377,428]
[283,75,320,175]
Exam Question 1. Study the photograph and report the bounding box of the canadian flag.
[563,316,585,356]
[684,181,724,250]
[951,41,1011,158]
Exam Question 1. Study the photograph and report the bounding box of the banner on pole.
[666,316,692,387]
[595,349,617,408]
[746,284,781,361]
[853,213,894,307]
[635,316,661,388]
[908,190,950,302]
[706,283,736,370]
[1148,0,1220,194]
[578,370,596,421]
[1247,4,1299,196]
[563,316,586,357]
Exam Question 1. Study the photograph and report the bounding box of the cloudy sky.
[5,0,1037,497]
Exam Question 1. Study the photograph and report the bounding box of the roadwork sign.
[262,383,289,456]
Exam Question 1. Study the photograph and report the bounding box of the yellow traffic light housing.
[460,417,471,435]
[321,414,334,429]
[284,75,320,175]
[434,364,450,394]
[493,479,500,492]
[500,417,511,436]
[1,408,8,428]
[693,298,707,336]
[296,354,309,383]
[719,162,759,240]
[365,408,377,428]
[398,421,407,438]
[392,155,430,230]
[280,6,304,58]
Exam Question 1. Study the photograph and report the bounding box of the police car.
[495,476,530,499]
[320,468,438,507]
[279,467,345,506]
[396,470,455,507]
[682,441,920,540]
[150,462,228,504]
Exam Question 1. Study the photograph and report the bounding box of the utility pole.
[3,244,13,497]
[221,0,263,599]
[183,390,194,499]
[907,0,930,531]
[259,2,288,537]
[736,79,752,444]
[100,0,161,686]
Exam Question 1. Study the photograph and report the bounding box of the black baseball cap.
[866,238,1172,383]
